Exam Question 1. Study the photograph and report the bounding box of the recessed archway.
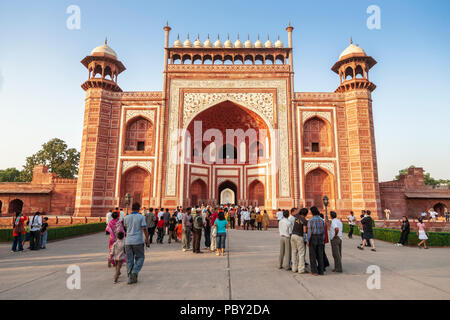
[218,181,237,205]
[124,116,154,153]
[8,199,23,214]
[248,180,265,207]
[433,202,447,217]
[190,179,207,207]
[120,166,151,208]
[303,116,332,154]
[304,168,334,209]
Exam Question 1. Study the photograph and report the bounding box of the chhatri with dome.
[71,23,382,218]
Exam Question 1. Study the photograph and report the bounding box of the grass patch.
[0,222,106,242]
[343,223,449,247]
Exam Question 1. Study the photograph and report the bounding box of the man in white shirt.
[347,211,356,239]
[255,206,261,214]
[329,211,343,273]
[119,208,125,222]
[276,209,283,223]
[29,212,42,250]
[429,209,438,222]
[278,210,292,270]
[241,208,251,230]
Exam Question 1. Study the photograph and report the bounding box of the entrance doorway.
[218,181,237,205]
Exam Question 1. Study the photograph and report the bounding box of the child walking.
[109,231,126,283]
[157,218,165,243]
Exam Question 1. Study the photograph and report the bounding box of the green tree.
[0,168,22,182]
[395,165,450,187]
[19,138,80,182]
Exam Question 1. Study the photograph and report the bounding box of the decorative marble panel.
[122,161,152,174]
[183,92,274,127]
[191,167,208,175]
[304,162,335,176]
[302,111,331,124]
[125,109,155,123]
[217,169,239,176]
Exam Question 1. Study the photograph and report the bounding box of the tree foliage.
[19,138,80,182]
[395,165,450,187]
[0,168,22,182]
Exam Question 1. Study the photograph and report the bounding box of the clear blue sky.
[0,0,449,182]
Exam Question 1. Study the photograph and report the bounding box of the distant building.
[0,165,77,215]
[380,167,449,218]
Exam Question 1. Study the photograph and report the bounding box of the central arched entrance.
[182,100,272,207]
[218,181,237,205]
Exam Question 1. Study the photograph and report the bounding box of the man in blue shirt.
[124,202,150,284]
[307,206,325,276]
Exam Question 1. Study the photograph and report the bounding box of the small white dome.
[254,36,263,48]
[244,37,253,48]
[339,42,366,59]
[183,34,192,48]
[224,34,233,48]
[173,35,182,48]
[234,38,243,48]
[264,36,273,48]
[194,35,203,48]
[214,35,223,48]
[91,41,118,59]
[274,36,284,48]
[204,35,213,48]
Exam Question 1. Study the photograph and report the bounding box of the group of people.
[11,211,49,252]
[277,207,346,276]
[104,203,239,284]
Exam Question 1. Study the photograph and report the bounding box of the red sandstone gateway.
[0,24,448,220]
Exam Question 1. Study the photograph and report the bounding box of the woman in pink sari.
[106,212,126,267]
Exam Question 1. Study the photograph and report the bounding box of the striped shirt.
[307,215,325,243]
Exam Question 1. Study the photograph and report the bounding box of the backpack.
[194,215,203,230]
[14,217,24,234]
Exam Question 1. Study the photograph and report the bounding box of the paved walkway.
[0,229,449,299]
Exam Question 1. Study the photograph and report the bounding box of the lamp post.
[323,195,329,221]
[125,193,131,215]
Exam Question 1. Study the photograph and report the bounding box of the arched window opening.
[104,66,113,80]
[275,55,285,64]
[203,55,212,65]
[355,65,364,79]
[265,55,274,64]
[344,66,354,80]
[303,116,331,154]
[234,55,243,65]
[305,168,333,209]
[193,54,202,65]
[213,55,223,65]
[219,144,237,160]
[182,54,192,64]
[93,65,102,78]
[244,55,253,65]
[8,199,23,214]
[124,117,154,153]
[172,54,181,64]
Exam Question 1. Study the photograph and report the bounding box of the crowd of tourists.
[11,211,49,252]
[104,203,273,284]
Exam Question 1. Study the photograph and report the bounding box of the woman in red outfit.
[12,211,26,252]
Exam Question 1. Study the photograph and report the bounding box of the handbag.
[14,219,24,234]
